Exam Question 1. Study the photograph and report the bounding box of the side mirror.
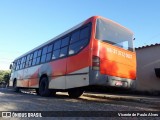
[9,64,12,69]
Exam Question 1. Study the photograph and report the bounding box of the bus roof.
[13,16,133,61]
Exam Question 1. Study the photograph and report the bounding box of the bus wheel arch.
[39,74,48,86]
[13,78,19,92]
[39,75,51,97]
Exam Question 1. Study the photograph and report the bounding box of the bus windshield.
[96,18,134,51]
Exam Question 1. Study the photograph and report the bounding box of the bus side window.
[20,57,26,69]
[22,57,26,69]
[61,36,70,47]
[38,49,42,56]
[41,54,46,63]
[36,49,42,65]
[52,49,60,60]
[36,57,41,65]
[42,46,48,55]
[15,60,19,70]
[30,53,33,60]
[70,31,80,44]
[32,58,36,66]
[54,40,61,50]
[25,54,30,68]
[46,44,53,62]
[19,58,23,69]
[69,39,87,55]
[59,36,69,58]
[69,26,90,55]
[80,26,89,40]
[46,52,52,62]
[16,65,19,71]
[28,53,33,67]
[41,46,48,63]
[52,39,61,60]
[47,44,53,53]
[59,47,68,58]
[32,51,38,66]
[12,61,16,70]
[17,59,21,70]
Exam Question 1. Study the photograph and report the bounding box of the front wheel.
[68,88,84,98]
[39,77,51,97]
[13,80,20,92]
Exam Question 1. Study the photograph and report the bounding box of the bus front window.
[96,18,134,51]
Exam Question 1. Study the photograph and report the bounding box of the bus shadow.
[1,88,160,111]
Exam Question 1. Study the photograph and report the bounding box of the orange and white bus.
[9,16,136,98]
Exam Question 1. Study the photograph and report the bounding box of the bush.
[0,70,10,84]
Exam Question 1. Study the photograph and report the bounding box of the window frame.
[14,22,92,71]
[68,23,92,57]
[52,35,70,60]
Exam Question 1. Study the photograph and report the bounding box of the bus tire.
[68,88,84,98]
[13,80,20,92]
[39,77,51,97]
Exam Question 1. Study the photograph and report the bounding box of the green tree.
[0,70,11,84]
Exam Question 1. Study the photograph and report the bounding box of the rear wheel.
[39,77,51,97]
[68,88,84,98]
[13,80,19,92]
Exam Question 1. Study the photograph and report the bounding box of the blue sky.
[0,0,160,70]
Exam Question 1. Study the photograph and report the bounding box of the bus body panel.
[10,45,91,90]
[89,68,136,88]
[92,40,136,79]
[90,38,136,88]
[49,76,66,89]
[66,67,89,89]
[50,58,67,76]
[48,44,91,89]
[99,42,136,79]
[9,16,136,91]
[25,65,41,88]
[66,47,91,74]
[31,45,91,90]
[10,65,41,88]
[49,67,89,89]
[17,69,29,87]
[9,18,93,90]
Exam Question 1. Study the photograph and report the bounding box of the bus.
[9,16,136,98]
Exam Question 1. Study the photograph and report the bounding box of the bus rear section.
[89,17,136,89]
